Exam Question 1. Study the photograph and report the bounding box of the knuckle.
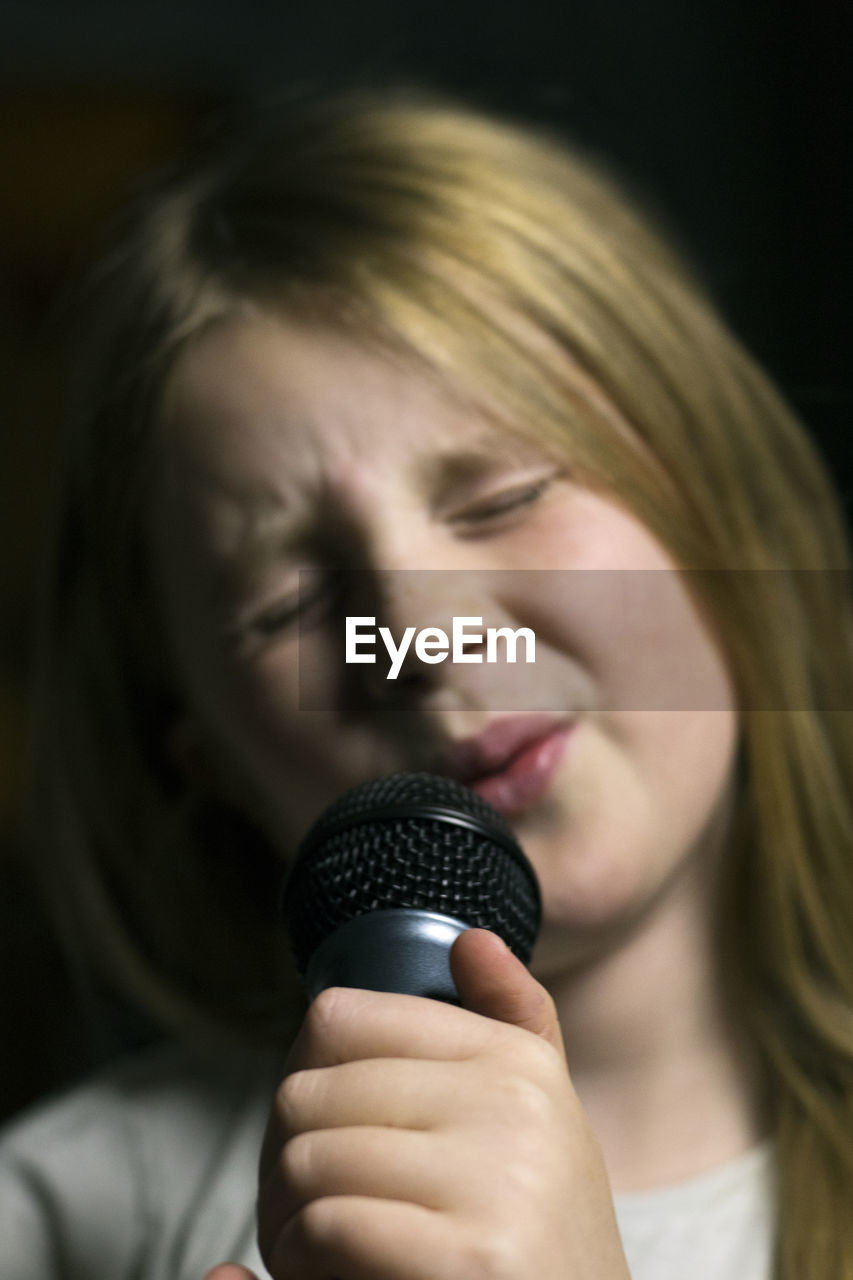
[307,985,347,1032]
[276,1069,311,1132]
[268,1198,339,1279]
[486,1022,554,1076]
[294,1195,342,1253]
[278,1130,317,1191]
[500,1146,546,1205]
[540,985,559,1028]
[493,1071,553,1128]
[461,1223,525,1280]
[517,1027,561,1076]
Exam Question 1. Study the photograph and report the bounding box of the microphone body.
[304,907,468,1002]
[281,772,541,1002]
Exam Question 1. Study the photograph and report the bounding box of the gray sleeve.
[0,1088,146,1280]
[0,1045,274,1280]
[0,1162,62,1276]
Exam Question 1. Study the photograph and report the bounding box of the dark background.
[1,0,851,1124]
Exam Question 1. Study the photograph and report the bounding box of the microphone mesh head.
[282,772,541,974]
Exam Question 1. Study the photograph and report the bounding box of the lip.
[437,714,574,817]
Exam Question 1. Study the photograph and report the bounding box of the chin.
[527,866,657,974]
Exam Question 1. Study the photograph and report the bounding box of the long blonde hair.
[35,90,853,1277]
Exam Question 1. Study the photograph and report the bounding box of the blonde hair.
[35,90,853,1277]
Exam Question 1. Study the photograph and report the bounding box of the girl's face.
[151,314,738,975]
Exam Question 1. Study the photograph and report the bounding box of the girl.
[2,90,852,1280]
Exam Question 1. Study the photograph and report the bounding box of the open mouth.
[439,715,574,817]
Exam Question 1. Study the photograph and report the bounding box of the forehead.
[157,313,538,491]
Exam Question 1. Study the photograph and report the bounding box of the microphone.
[281,772,541,1002]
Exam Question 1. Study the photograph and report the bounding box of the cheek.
[185,645,413,851]
[201,649,338,793]
[521,569,735,716]
[216,648,302,738]
[507,496,733,711]
[609,705,739,903]
[617,708,740,821]
[167,628,332,840]
[587,707,738,848]
[531,705,738,956]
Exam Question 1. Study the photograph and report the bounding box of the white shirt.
[615,1143,775,1280]
[0,1044,775,1279]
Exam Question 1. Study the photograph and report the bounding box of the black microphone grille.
[282,772,542,975]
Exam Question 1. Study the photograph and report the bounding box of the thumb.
[450,928,566,1061]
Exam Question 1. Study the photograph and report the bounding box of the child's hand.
[253,927,630,1280]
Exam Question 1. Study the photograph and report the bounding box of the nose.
[327,500,524,712]
[345,559,546,722]
[350,566,487,686]
[334,498,490,643]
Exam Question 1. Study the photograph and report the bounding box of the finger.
[266,1195,463,1280]
[260,1056,462,1180]
[450,929,567,1062]
[258,1125,455,1264]
[203,1266,259,1280]
[284,985,512,1076]
[272,1057,469,1139]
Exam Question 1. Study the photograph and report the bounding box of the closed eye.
[249,595,302,637]
[447,472,559,532]
[233,572,340,648]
